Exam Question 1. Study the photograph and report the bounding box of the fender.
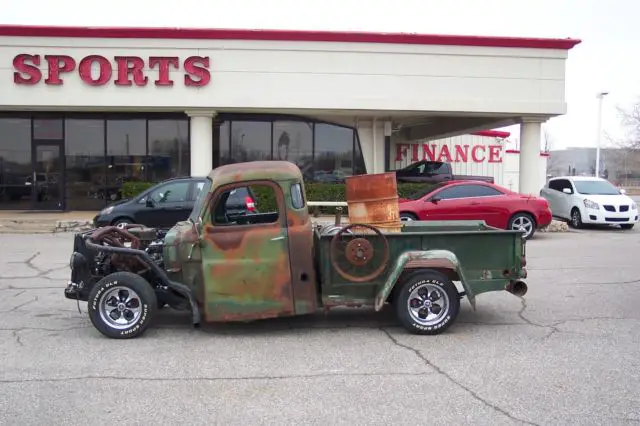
[373,249,475,311]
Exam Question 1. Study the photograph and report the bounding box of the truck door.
[200,180,295,322]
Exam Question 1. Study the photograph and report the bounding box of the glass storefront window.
[0,118,32,210]
[312,123,354,183]
[148,119,190,182]
[33,118,63,140]
[65,119,106,210]
[229,121,271,162]
[273,120,313,178]
[106,119,146,201]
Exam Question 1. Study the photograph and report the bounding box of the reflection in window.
[273,121,313,177]
[312,123,354,183]
[218,121,231,165]
[33,118,63,140]
[230,121,271,162]
[106,119,146,201]
[148,119,189,182]
[65,119,106,210]
[144,180,190,203]
[0,118,32,209]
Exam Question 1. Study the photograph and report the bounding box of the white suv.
[540,176,637,230]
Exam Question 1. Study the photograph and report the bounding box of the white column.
[185,110,216,177]
[518,118,543,195]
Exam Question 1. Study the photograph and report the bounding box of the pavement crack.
[380,327,539,426]
[12,290,26,297]
[0,325,90,333]
[12,330,23,347]
[0,371,434,385]
[517,297,559,339]
[0,296,38,313]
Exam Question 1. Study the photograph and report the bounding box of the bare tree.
[542,125,559,177]
[608,98,640,185]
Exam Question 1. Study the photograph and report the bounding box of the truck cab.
[162,161,319,322]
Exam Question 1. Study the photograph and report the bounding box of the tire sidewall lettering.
[90,279,118,312]
[405,278,452,330]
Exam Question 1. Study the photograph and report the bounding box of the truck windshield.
[189,178,213,222]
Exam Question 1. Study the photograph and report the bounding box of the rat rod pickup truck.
[64,161,528,339]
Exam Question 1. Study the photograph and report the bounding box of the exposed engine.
[88,224,167,278]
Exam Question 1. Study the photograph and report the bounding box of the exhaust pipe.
[506,280,528,297]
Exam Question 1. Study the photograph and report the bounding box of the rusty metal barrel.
[345,172,402,233]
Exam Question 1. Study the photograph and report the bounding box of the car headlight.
[100,206,114,215]
[583,199,599,209]
[632,202,637,210]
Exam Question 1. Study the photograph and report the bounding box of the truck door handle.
[270,236,285,241]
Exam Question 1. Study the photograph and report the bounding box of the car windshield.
[189,178,213,222]
[573,180,620,195]
[404,183,447,200]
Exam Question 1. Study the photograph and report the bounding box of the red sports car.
[398,180,552,239]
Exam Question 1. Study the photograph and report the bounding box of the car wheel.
[621,224,634,230]
[87,271,158,339]
[508,212,536,240]
[112,217,133,227]
[400,213,418,221]
[570,208,583,229]
[395,269,460,335]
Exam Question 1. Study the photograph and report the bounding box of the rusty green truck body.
[64,161,528,339]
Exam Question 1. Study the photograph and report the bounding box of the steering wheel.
[329,223,390,283]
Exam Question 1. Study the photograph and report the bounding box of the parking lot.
[0,225,639,425]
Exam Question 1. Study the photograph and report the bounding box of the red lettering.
[454,144,469,162]
[114,56,148,86]
[437,144,452,162]
[488,145,502,163]
[471,145,486,162]
[44,55,76,85]
[420,144,434,160]
[13,54,41,84]
[411,144,419,162]
[395,144,408,161]
[184,56,210,86]
[79,55,112,86]
[14,54,209,87]
[149,56,179,86]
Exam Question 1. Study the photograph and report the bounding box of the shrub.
[119,180,436,216]
[121,181,154,199]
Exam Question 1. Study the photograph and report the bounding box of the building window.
[148,119,190,181]
[230,121,272,162]
[106,119,146,201]
[33,118,63,140]
[312,123,354,183]
[273,120,313,177]
[0,118,32,210]
[64,119,106,210]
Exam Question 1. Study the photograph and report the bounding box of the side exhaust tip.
[506,280,528,297]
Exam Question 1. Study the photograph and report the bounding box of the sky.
[2,0,639,151]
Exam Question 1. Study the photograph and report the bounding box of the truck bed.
[313,220,525,306]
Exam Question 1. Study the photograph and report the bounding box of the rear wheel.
[508,212,536,240]
[112,217,134,227]
[88,271,158,339]
[395,270,460,335]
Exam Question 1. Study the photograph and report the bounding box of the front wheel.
[621,224,635,230]
[570,208,583,229]
[88,271,158,339]
[395,270,460,335]
[400,213,417,221]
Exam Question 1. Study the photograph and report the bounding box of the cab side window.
[211,184,280,226]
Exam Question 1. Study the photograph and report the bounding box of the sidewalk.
[0,210,97,234]
[0,210,346,234]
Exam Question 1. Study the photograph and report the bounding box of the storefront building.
[0,25,580,211]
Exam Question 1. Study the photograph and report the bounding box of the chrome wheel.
[571,209,581,228]
[407,283,450,326]
[99,286,143,330]
[511,215,534,239]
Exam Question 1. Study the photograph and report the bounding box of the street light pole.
[595,91,608,178]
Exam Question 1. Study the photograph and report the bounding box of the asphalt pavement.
[0,225,639,425]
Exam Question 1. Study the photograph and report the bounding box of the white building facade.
[0,25,579,211]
